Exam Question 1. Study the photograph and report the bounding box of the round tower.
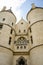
[27,4,43,65]
[0,7,16,65]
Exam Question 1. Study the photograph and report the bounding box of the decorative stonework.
[14,37,29,45]
[14,52,29,55]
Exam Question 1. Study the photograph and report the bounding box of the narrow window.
[14,41,16,44]
[29,21,30,24]
[0,24,3,29]
[10,29,13,34]
[24,46,26,49]
[29,27,32,33]
[12,22,13,26]
[19,30,21,33]
[17,46,19,49]
[9,37,11,45]
[3,18,5,21]
[30,36,33,44]
[24,30,26,33]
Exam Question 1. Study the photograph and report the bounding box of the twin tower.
[0,4,43,65]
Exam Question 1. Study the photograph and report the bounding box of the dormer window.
[29,27,32,33]
[30,36,33,44]
[9,37,12,45]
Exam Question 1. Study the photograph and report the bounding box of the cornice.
[0,45,14,53]
[15,33,28,36]
[13,52,29,55]
[29,44,43,52]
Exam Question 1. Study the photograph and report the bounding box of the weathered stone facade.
[0,4,43,65]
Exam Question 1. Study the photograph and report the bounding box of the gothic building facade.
[0,4,43,65]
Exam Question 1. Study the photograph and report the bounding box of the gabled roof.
[16,18,28,25]
[15,18,29,35]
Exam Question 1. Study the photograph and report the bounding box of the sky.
[0,0,43,22]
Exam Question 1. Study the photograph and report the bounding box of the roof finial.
[31,3,36,9]
[8,7,12,12]
[1,6,6,11]
[10,7,12,10]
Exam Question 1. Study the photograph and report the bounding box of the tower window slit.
[3,18,5,21]
[9,37,12,45]
[0,24,3,29]
[10,29,13,34]
[30,36,33,44]
[29,27,32,33]
[29,21,30,24]
[12,22,13,25]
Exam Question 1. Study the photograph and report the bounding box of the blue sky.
[21,0,43,20]
[0,0,43,22]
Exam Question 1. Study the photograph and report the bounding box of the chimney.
[31,3,36,9]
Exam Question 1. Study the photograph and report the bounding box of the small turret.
[31,3,36,9]
[27,3,43,65]
[0,6,16,65]
[1,6,6,11]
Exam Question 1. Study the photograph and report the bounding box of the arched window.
[16,56,27,65]
[17,37,27,45]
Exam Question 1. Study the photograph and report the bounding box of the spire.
[31,3,36,9]
[8,7,13,13]
[9,7,12,11]
[1,6,6,11]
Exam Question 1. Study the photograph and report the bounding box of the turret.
[27,4,43,65]
[0,6,16,65]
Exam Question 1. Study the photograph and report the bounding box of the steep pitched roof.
[15,18,29,35]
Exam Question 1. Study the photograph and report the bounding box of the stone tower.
[27,3,43,65]
[0,7,16,65]
[0,4,43,65]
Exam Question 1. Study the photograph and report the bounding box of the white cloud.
[13,8,22,23]
[0,0,26,22]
